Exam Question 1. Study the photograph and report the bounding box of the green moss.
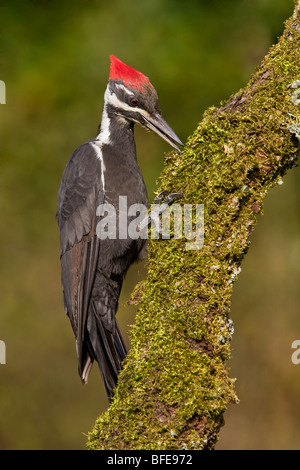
[87,11,300,450]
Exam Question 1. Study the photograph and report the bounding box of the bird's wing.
[57,141,102,255]
[57,141,103,378]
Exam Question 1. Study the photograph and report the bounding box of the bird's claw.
[163,192,183,205]
[154,190,183,206]
[150,190,183,239]
[154,190,169,204]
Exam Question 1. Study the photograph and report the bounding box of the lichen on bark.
[87,3,300,450]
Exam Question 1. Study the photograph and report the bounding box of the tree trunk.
[87,2,300,450]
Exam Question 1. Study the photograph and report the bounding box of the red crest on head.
[109,55,152,91]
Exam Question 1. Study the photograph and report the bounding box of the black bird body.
[57,56,183,398]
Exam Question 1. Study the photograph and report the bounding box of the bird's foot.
[154,190,183,210]
[150,190,183,238]
[137,190,183,238]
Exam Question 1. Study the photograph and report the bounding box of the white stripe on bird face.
[104,85,150,119]
[115,82,133,96]
[97,84,149,145]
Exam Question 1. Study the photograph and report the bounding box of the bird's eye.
[129,97,138,107]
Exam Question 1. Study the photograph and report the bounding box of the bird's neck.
[97,104,136,156]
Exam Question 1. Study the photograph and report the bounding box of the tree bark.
[87,2,300,450]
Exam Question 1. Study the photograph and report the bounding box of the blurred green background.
[0,0,299,450]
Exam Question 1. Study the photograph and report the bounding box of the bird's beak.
[143,112,184,151]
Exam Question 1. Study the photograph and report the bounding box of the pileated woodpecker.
[57,55,183,398]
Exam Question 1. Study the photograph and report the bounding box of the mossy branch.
[88,2,300,450]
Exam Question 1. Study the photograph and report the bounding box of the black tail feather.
[86,300,127,398]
